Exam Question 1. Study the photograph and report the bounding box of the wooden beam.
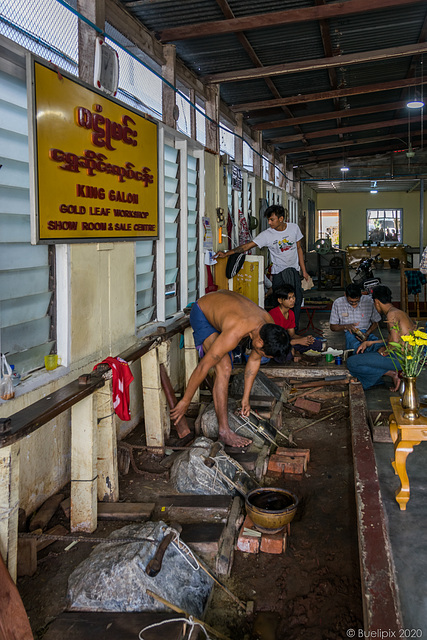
[203,42,427,84]
[278,132,412,155]
[160,0,425,42]
[270,115,427,144]
[231,77,427,112]
[254,101,410,130]
[96,380,119,503]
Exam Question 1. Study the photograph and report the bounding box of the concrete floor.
[304,268,427,634]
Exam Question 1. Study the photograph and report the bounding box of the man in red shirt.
[269,285,315,352]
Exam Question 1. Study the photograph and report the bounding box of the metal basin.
[245,487,299,534]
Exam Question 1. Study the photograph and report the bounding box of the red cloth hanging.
[93,356,134,421]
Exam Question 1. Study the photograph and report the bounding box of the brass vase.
[401,375,420,420]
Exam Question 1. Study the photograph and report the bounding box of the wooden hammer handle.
[145,531,175,577]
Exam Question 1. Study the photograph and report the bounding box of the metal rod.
[293,408,344,434]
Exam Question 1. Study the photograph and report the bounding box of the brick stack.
[267,447,310,478]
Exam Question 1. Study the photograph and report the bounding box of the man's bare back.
[198,290,274,344]
[170,290,289,448]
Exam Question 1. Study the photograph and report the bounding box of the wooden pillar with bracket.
[96,379,119,503]
[184,326,200,405]
[141,347,167,449]
[71,395,98,532]
[162,43,177,129]
[0,443,20,581]
[252,130,263,178]
[205,84,219,154]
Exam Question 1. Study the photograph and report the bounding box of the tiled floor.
[303,269,427,632]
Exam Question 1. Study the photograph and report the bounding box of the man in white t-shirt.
[215,205,310,328]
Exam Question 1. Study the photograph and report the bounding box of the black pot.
[389,257,400,270]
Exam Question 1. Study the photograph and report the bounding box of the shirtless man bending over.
[170,290,290,447]
[347,285,415,391]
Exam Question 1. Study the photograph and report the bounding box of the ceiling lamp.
[370,189,378,194]
[340,165,349,172]
[407,97,424,109]
[407,56,424,108]
[370,181,378,193]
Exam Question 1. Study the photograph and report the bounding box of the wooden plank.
[184,325,200,404]
[216,496,243,576]
[97,502,155,521]
[17,539,37,577]
[43,611,184,640]
[29,493,64,531]
[349,382,402,632]
[0,552,33,639]
[181,522,225,556]
[36,524,69,551]
[153,495,232,525]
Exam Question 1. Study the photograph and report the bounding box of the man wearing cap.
[215,205,310,329]
[329,283,381,352]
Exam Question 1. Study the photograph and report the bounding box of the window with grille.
[177,81,191,138]
[0,0,78,74]
[220,122,235,160]
[367,209,402,244]
[0,51,55,376]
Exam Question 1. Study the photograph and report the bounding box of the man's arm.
[170,332,240,424]
[296,240,310,280]
[330,322,359,333]
[241,350,262,416]
[365,321,379,337]
[215,240,257,259]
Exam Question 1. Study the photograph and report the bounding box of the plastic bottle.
[10,364,21,387]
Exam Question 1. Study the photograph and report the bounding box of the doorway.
[317,209,341,247]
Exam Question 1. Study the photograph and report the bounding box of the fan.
[314,238,332,254]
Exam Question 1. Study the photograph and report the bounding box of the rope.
[139,615,211,640]
[167,527,199,572]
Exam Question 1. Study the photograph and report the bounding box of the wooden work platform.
[43,611,184,639]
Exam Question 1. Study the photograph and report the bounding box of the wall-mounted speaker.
[94,37,119,96]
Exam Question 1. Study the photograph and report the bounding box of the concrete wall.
[317,191,427,248]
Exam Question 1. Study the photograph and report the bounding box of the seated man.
[330,283,381,352]
[269,285,319,355]
[170,290,290,447]
[346,285,415,390]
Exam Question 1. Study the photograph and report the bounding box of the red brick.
[276,447,310,471]
[260,530,287,554]
[236,516,260,554]
[267,453,305,475]
[294,397,321,414]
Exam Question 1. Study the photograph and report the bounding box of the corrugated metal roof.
[118,0,427,182]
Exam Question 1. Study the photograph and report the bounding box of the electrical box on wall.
[94,37,119,96]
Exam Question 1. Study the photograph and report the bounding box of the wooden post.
[190,88,197,140]
[77,0,105,84]
[235,113,243,168]
[71,395,98,532]
[205,84,219,154]
[96,379,119,503]
[0,443,20,581]
[157,341,171,438]
[141,348,167,449]
[162,43,177,129]
[252,130,262,178]
[184,325,200,405]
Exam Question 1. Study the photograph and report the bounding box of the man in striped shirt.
[329,283,381,352]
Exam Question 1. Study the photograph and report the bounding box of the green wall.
[316,191,427,248]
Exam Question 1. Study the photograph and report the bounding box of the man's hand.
[346,323,359,333]
[240,399,251,417]
[214,250,228,259]
[356,340,372,354]
[302,270,310,281]
[170,399,189,425]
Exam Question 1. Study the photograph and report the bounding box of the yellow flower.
[414,329,427,339]
[406,355,413,360]
[401,335,412,342]
[415,338,426,346]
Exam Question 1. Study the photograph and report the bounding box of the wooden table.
[388,396,427,510]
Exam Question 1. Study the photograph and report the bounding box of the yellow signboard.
[31,60,158,242]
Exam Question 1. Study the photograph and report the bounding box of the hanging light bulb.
[407,56,425,108]
[340,165,349,172]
